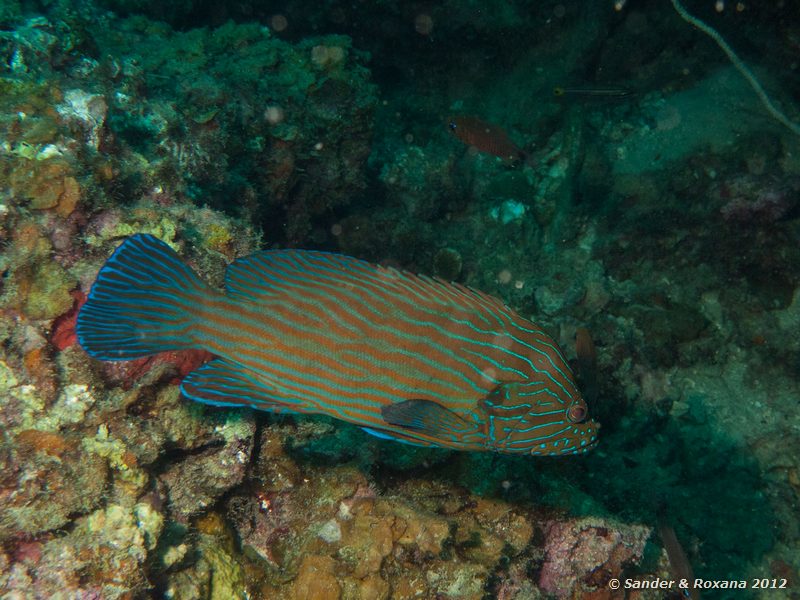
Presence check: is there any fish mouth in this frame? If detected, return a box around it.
[574,418,600,453]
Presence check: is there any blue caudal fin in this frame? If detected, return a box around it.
[76,234,207,361]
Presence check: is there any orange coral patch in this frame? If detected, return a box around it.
[50,290,87,351]
[10,159,82,216]
[16,429,71,458]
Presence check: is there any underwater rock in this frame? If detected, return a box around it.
[340,511,394,578]
[452,496,534,565]
[9,159,82,216]
[607,67,770,176]
[228,488,299,571]
[716,174,800,223]
[164,531,246,600]
[227,459,364,574]
[425,561,488,599]
[93,19,374,242]
[0,16,59,77]
[390,500,452,557]
[0,430,107,540]
[251,425,304,493]
[538,517,651,598]
[0,178,258,596]
[159,414,255,522]
[20,259,75,320]
[292,554,341,600]
[0,221,76,322]
[56,89,108,150]
[379,143,463,221]
[1,501,157,598]
[120,384,214,460]
[433,247,463,281]
[221,439,628,599]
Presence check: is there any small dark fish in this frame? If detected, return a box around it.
[658,520,701,600]
[447,116,525,162]
[575,327,598,404]
[553,86,633,98]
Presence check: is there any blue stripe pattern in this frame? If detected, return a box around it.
[77,234,599,455]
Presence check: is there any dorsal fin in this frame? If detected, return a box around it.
[224,250,372,300]
[224,249,510,315]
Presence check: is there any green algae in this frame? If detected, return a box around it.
[84,214,179,250]
[86,504,151,563]
[134,502,164,551]
[0,1,20,24]
[165,533,246,600]
[37,383,95,430]
[0,436,109,541]
[82,424,147,487]
[0,360,18,390]
[0,78,48,106]
[21,260,75,320]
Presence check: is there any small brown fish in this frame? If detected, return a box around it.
[447,116,525,162]
[658,520,701,600]
[575,327,598,404]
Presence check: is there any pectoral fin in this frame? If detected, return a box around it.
[381,399,472,437]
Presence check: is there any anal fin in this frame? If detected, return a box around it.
[181,358,298,414]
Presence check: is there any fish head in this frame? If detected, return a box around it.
[479,381,599,456]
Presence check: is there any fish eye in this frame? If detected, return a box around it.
[448,121,457,130]
[567,404,586,423]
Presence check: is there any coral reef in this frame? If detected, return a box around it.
[160,414,255,523]
[155,421,665,599]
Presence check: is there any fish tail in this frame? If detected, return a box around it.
[77,234,208,360]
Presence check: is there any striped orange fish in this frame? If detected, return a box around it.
[447,116,526,162]
[77,234,599,455]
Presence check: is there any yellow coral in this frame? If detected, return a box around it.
[82,424,147,489]
[8,158,81,215]
[87,214,180,252]
[204,222,234,257]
